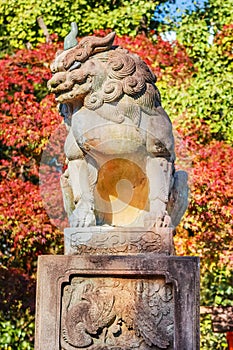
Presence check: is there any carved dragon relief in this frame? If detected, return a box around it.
[48,29,189,230]
[60,277,174,350]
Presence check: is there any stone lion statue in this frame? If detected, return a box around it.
[48,29,188,229]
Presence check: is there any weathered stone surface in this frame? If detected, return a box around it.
[64,225,174,256]
[35,255,200,350]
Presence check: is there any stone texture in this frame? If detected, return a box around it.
[35,255,200,350]
[64,225,174,256]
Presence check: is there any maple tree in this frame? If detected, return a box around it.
[0,41,64,347]
[171,118,233,260]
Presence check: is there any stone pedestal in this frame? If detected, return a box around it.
[35,253,199,349]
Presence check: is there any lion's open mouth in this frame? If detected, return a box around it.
[55,86,89,103]
[48,66,91,104]
[55,90,77,103]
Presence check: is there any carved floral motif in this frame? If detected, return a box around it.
[64,225,174,256]
[73,230,162,255]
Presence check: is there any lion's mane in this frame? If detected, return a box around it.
[49,44,161,116]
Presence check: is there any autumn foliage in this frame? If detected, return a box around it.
[175,125,233,267]
[214,24,233,57]
[0,42,65,337]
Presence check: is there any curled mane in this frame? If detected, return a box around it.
[49,33,162,115]
[84,47,161,112]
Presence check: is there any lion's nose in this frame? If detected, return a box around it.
[47,72,67,90]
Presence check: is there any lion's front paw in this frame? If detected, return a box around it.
[156,214,172,228]
[69,201,96,227]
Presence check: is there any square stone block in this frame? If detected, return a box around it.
[35,255,199,350]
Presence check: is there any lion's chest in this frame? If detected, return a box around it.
[71,109,145,156]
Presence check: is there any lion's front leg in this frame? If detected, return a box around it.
[62,128,97,227]
[144,156,174,228]
[60,166,75,218]
[67,158,97,227]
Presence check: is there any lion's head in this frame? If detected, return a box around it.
[48,32,161,114]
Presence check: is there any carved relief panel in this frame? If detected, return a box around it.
[60,276,174,350]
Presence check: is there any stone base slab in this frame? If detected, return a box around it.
[35,255,199,349]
